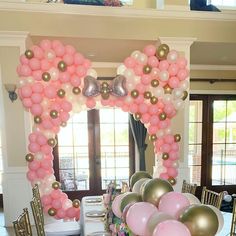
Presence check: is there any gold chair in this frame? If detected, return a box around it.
[32,184,44,225]
[201,186,224,209]
[230,198,236,236]
[181,180,197,195]
[13,208,32,236]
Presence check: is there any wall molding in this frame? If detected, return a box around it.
[191,64,236,71]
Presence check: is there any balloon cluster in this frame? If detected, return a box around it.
[111,172,223,236]
[17,40,189,220]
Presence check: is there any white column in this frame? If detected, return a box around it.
[0,31,34,226]
[154,37,196,191]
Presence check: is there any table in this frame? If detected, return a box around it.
[80,196,233,236]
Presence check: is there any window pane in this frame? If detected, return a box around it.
[226,123,236,143]
[115,109,129,123]
[188,145,202,165]
[115,124,129,145]
[74,124,89,146]
[189,123,202,144]
[227,101,236,119]
[189,101,202,122]
[213,101,226,122]
[100,124,114,145]
[213,123,226,143]
[59,124,73,146]
[189,166,201,186]
[100,109,114,123]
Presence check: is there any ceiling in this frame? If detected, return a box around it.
[32,36,236,66]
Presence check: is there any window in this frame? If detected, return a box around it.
[189,95,236,190]
[54,108,134,199]
[209,0,236,7]
[121,0,133,5]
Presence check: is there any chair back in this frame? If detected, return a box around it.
[181,180,197,195]
[230,198,236,236]
[201,186,224,209]
[32,184,44,225]
[13,208,32,236]
[30,197,46,236]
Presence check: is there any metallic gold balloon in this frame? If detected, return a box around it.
[130,171,152,189]
[42,72,51,82]
[57,61,67,72]
[61,122,67,127]
[131,90,139,98]
[151,79,159,87]
[34,116,42,124]
[144,91,152,99]
[73,199,80,208]
[168,177,176,185]
[25,49,34,59]
[174,134,181,142]
[159,112,167,120]
[156,44,170,60]
[120,193,142,212]
[142,178,173,206]
[25,153,34,162]
[48,208,57,216]
[162,152,169,160]
[149,134,157,141]
[179,205,219,236]
[101,84,111,100]
[134,113,142,121]
[101,81,109,88]
[47,138,57,147]
[57,89,66,98]
[50,110,58,119]
[143,65,152,74]
[182,91,188,101]
[72,87,81,95]
[150,96,158,104]
[52,181,61,190]
[164,85,173,94]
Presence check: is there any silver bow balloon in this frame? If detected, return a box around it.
[82,75,128,98]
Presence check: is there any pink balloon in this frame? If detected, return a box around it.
[168,64,179,76]
[111,194,127,218]
[67,65,76,74]
[164,134,174,144]
[32,46,44,59]
[36,168,47,179]
[28,160,41,171]
[52,199,62,209]
[160,143,171,153]
[171,143,179,151]
[54,44,65,57]
[129,103,138,114]
[29,58,41,70]
[143,44,156,57]
[148,125,158,135]
[21,86,32,98]
[22,98,33,108]
[141,113,151,124]
[28,142,41,153]
[163,159,173,168]
[30,104,43,116]
[41,145,52,155]
[169,151,179,161]
[29,133,37,143]
[32,70,43,81]
[86,98,96,109]
[135,95,144,104]
[41,194,52,205]
[76,65,87,77]
[66,207,77,218]
[74,53,85,65]
[148,56,159,67]
[61,101,72,112]
[139,103,148,114]
[41,119,53,130]
[36,134,47,146]
[159,60,169,71]
[177,57,187,69]
[51,189,62,199]
[167,167,178,178]
[153,220,191,236]
[41,59,51,71]
[150,115,159,126]
[57,209,66,219]
[20,55,29,64]
[126,202,158,236]
[134,64,143,76]
[160,173,169,180]
[41,159,53,170]
[59,72,70,83]
[141,75,151,85]
[70,75,81,87]
[164,103,175,116]
[20,64,32,77]
[135,83,146,94]
[159,192,190,218]
[124,57,136,68]
[63,54,74,65]
[40,39,52,51]
[31,93,43,104]
[65,45,76,55]
[168,76,180,88]
[27,171,37,181]
[149,105,159,115]
[178,69,189,81]
[83,59,91,69]
[44,85,57,99]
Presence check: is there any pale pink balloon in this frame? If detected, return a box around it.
[159,192,189,218]
[76,65,87,77]
[28,142,41,153]
[121,104,129,112]
[141,75,151,85]
[159,120,169,129]
[111,193,127,218]
[167,167,178,178]
[124,57,136,68]
[41,194,52,205]
[135,95,144,104]
[148,125,158,135]
[139,103,148,114]
[163,159,173,168]
[51,189,62,199]
[149,105,159,115]
[67,65,76,74]
[40,39,52,51]
[52,199,62,209]
[153,220,191,236]
[167,50,179,63]
[176,57,187,69]
[65,45,76,55]
[36,168,47,179]
[164,103,175,116]
[44,85,57,99]
[168,64,179,76]
[57,209,66,219]
[70,74,81,87]
[41,145,52,155]
[150,115,159,126]
[32,45,44,59]
[20,55,29,64]
[52,40,62,49]
[41,159,53,170]
[178,69,189,81]
[66,207,77,218]
[60,112,70,122]
[126,202,158,236]
[31,93,43,104]
[160,143,171,153]
[32,70,43,81]
[134,65,143,76]
[36,134,47,146]
[61,101,72,112]
[29,58,41,70]
[171,143,179,151]
[59,71,70,83]
[41,119,53,130]
[83,59,91,69]
[86,98,96,109]
[143,44,156,57]
[28,160,41,171]
[159,60,169,71]
[168,76,180,88]
[22,98,33,108]
[148,56,159,67]
[54,44,65,57]
[27,171,37,181]
[160,173,169,180]
[129,103,138,114]
[164,134,174,144]
[169,151,179,160]
[29,133,37,143]
[21,86,32,98]
[141,113,151,124]
[74,53,85,65]
[31,104,43,116]
[41,59,51,71]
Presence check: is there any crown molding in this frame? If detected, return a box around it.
[0,2,236,21]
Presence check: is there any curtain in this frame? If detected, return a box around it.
[129,114,147,171]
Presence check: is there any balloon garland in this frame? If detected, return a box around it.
[17,39,189,220]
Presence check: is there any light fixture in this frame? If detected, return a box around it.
[4,83,18,102]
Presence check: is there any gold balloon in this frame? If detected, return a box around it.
[52,181,61,190]
[134,113,141,121]
[25,153,34,162]
[120,193,142,212]
[142,178,173,206]
[174,134,181,142]
[156,44,169,60]
[131,90,139,98]
[72,87,81,95]
[34,116,42,124]
[48,208,57,216]
[162,152,169,160]
[182,91,188,101]
[149,134,157,141]
[130,171,152,189]
[143,65,152,74]
[25,49,34,59]
[101,81,109,88]
[144,91,152,99]
[101,87,110,100]
[151,79,159,87]
[150,96,158,105]
[179,205,219,236]
[57,61,67,72]
[159,112,167,120]
[73,199,80,208]
[57,89,66,98]
[42,72,51,82]
[168,177,176,185]
[47,138,57,147]
[50,110,58,119]
[61,122,67,127]
[164,85,173,94]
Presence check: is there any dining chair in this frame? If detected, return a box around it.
[13,208,33,236]
[181,180,197,195]
[201,186,224,209]
[31,185,81,236]
[230,198,236,236]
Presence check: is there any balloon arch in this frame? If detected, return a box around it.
[17,39,189,220]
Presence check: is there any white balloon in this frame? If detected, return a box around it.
[174,99,184,110]
[131,50,141,60]
[137,53,148,64]
[183,193,201,205]
[87,68,97,78]
[180,80,189,90]
[19,79,26,87]
[156,129,164,138]
[49,67,59,81]
[165,127,172,135]
[124,69,135,80]
[46,50,56,61]
[207,205,224,234]
[167,50,179,63]
[172,88,183,99]
[132,178,150,194]
[224,194,232,202]
[63,199,72,209]
[163,94,172,103]
[117,64,127,75]
[152,86,164,97]
[159,70,169,82]
[35,152,44,160]
[133,76,141,84]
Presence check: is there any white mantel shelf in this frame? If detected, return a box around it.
[0,2,236,21]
